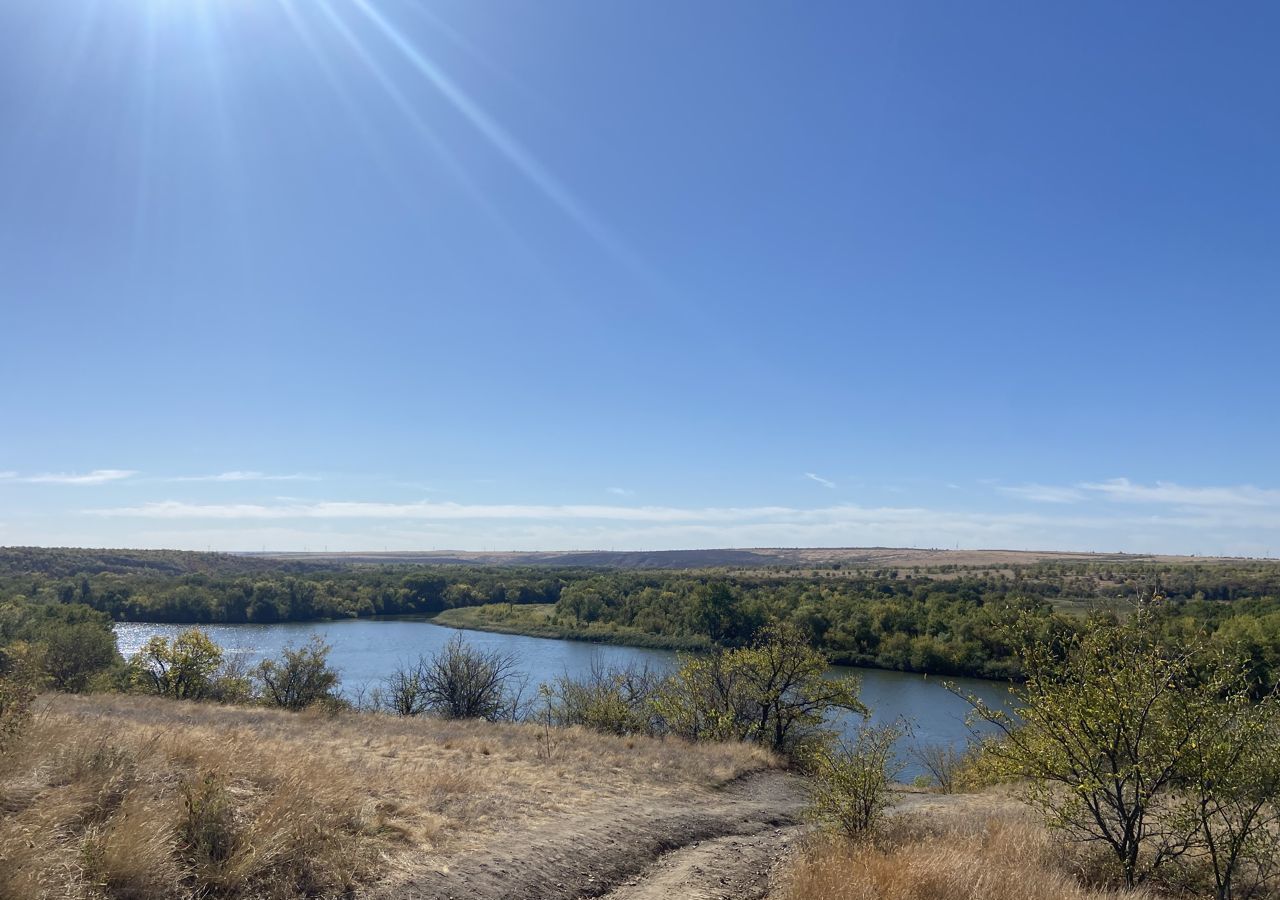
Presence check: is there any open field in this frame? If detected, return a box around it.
[1,694,779,899]
[256,546,1274,570]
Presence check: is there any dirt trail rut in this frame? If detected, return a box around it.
[376,771,806,900]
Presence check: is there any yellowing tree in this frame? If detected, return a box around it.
[130,628,223,701]
[655,623,864,755]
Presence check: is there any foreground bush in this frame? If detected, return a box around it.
[962,607,1280,896]
[655,623,864,755]
[379,633,524,721]
[545,659,664,735]
[256,636,341,710]
[805,721,906,837]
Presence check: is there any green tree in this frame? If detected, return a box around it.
[961,609,1279,889]
[41,620,118,692]
[130,628,223,701]
[655,622,864,754]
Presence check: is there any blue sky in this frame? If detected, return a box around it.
[2,0,1278,555]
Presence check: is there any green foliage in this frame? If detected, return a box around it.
[255,637,341,711]
[41,619,118,692]
[962,608,1280,893]
[129,628,223,700]
[0,599,121,692]
[805,721,907,837]
[544,660,663,735]
[654,623,864,754]
[8,548,1280,683]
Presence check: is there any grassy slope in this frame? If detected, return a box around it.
[432,603,714,652]
[0,694,774,900]
[783,792,1155,900]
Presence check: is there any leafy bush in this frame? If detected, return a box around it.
[129,628,223,700]
[654,623,864,754]
[806,721,907,837]
[255,636,341,711]
[545,659,664,735]
[40,619,119,692]
[961,608,1280,894]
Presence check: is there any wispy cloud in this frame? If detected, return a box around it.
[171,471,319,483]
[88,500,803,523]
[5,469,137,485]
[993,477,1280,510]
[1078,478,1280,508]
[998,483,1085,504]
[606,487,635,497]
[805,472,837,489]
[53,490,1280,556]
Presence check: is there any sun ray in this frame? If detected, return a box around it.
[345,0,655,283]
[312,0,548,266]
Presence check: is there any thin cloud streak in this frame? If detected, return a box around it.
[82,497,1280,534]
[805,472,837,489]
[998,483,1085,504]
[6,469,137,485]
[1079,478,1280,508]
[993,477,1280,510]
[88,500,804,523]
[171,471,319,483]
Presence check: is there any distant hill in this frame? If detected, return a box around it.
[255,546,1257,570]
[0,546,328,579]
[3,544,1269,579]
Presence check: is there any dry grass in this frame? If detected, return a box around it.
[782,797,1157,900]
[0,694,775,899]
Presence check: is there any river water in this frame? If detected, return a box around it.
[114,617,1013,780]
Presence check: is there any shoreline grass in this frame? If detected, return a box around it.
[430,603,714,653]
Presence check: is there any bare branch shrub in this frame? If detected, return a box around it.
[420,633,523,721]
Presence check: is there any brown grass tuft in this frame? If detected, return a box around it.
[783,802,1157,900]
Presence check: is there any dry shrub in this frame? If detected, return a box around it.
[784,806,1158,900]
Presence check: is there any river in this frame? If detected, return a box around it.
[114,617,1013,780]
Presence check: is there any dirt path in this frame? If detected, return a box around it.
[372,771,807,900]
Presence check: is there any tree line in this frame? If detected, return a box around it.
[4,548,1280,684]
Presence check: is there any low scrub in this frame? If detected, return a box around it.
[785,806,1154,900]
